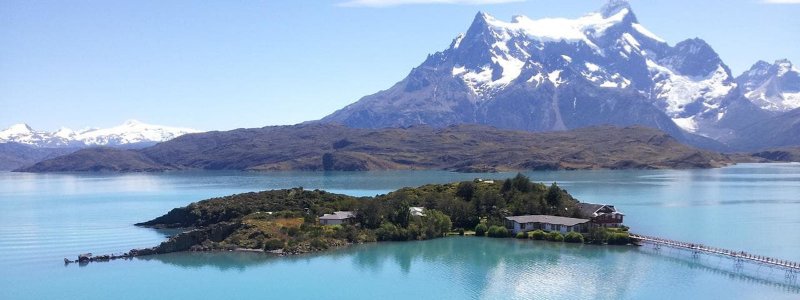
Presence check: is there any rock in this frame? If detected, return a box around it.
[78,253,92,263]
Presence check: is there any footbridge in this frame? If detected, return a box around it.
[630,233,800,282]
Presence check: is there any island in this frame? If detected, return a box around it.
[67,174,633,263]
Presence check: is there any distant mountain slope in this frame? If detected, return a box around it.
[0,143,78,170]
[0,120,200,148]
[18,124,734,173]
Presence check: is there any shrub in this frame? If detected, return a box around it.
[529,230,545,240]
[263,239,284,251]
[515,232,528,239]
[309,238,329,250]
[474,224,488,237]
[607,232,631,245]
[564,231,584,243]
[546,231,564,242]
[457,228,465,236]
[487,225,509,238]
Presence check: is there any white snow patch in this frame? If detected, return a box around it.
[585,62,601,72]
[452,66,466,76]
[561,55,572,63]
[482,8,631,50]
[548,70,564,87]
[647,59,734,117]
[527,72,544,85]
[672,116,699,133]
[631,23,665,43]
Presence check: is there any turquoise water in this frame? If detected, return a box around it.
[1,164,799,299]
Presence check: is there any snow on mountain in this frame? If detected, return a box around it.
[737,59,800,112]
[321,0,787,150]
[0,120,200,148]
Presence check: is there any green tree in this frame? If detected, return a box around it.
[545,182,563,208]
[357,200,382,229]
[512,173,533,193]
[455,181,477,201]
[388,199,411,228]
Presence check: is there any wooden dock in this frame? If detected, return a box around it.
[630,233,800,276]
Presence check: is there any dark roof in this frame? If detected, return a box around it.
[319,211,355,220]
[577,203,606,218]
[505,215,589,227]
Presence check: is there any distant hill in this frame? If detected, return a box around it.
[17,124,734,173]
[0,143,78,171]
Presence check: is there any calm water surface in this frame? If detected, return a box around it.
[1,163,799,299]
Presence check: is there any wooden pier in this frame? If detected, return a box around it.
[630,233,800,279]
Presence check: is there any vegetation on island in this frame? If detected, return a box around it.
[133,174,611,256]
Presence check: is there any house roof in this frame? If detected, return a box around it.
[320,211,355,220]
[577,203,606,218]
[409,207,425,216]
[577,203,624,218]
[505,215,589,227]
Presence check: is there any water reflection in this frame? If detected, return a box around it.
[140,237,799,298]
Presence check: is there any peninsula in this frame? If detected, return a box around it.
[71,174,632,263]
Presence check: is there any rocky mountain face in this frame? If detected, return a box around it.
[736,59,800,112]
[319,0,795,151]
[0,120,200,148]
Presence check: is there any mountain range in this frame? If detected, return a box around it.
[320,0,800,152]
[0,120,199,170]
[0,119,199,148]
[16,124,735,173]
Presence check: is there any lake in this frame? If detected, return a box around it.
[1,164,799,299]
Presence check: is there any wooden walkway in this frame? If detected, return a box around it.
[630,233,800,273]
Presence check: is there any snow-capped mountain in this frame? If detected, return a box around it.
[736,59,800,112]
[0,120,200,148]
[320,0,778,150]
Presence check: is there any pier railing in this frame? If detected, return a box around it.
[630,233,800,275]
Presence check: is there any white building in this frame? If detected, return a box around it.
[319,211,355,225]
[504,215,590,234]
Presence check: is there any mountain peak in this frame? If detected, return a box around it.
[600,0,632,18]
[123,119,143,126]
[6,123,33,133]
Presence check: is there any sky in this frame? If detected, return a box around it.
[1,0,798,131]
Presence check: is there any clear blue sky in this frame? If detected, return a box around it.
[2,0,798,131]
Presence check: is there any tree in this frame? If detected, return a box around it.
[388,199,411,228]
[512,173,533,193]
[546,182,563,208]
[455,181,477,201]
[357,200,382,229]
